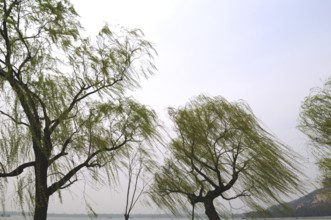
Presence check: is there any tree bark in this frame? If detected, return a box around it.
[191,203,195,220]
[33,153,49,220]
[204,199,220,220]
[124,213,129,220]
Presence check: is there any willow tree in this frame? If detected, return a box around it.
[150,95,302,220]
[299,78,331,187]
[0,0,159,219]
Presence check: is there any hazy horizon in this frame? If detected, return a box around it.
[2,0,331,215]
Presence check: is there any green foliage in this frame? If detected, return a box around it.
[299,78,331,149]
[319,158,331,187]
[151,95,302,216]
[299,78,331,186]
[0,0,159,217]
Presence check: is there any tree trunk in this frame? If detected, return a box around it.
[204,199,220,220]
[124,213,129,220]
[191,203,195,220]
[34,155,49,220]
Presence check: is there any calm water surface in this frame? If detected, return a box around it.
[1,217,331,220]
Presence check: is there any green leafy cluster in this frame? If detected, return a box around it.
[299,78,331,187]
[299,79,331,149]
[0,0,159,215]
[151,95,302,215]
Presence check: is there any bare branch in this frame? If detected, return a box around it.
[220,189,250,201]
[0,110,29,126]
[60,178,78,190]
[48,131,78,166]
[0,161,35,177]
[47,137,129,196]
[187,142,219,189]
[50,76,124,135]
[125,153,147,216]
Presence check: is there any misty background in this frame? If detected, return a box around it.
[4,0,331,215]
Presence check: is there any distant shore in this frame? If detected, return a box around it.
[1,211,191,219]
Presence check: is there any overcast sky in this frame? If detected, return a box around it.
[44,0,331,214]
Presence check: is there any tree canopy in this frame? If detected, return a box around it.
[299,78,331,187]
[0,0,159,219]
[150,95,303,220]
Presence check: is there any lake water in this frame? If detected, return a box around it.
[1,216,331,220]
[0,217,197,220]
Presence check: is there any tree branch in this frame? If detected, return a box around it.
[60,178,78,190]
[47,137,129,196]
[48,131,77,166]
[127,156,145,215]
[50,76,124,135]
[0,110,29,126]
[187,142,219,189]
[0,161,35,177]
[220,189,250,201]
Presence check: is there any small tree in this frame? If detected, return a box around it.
[299,78,331,187]
[123,147,154,220]
[0,0,159,219]
[150,95,302,220]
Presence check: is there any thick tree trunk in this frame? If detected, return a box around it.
[34,155,49,220]
[204,199,220,220]
[34,197,49,220]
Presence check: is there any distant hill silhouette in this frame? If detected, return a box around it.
[245,187,331,218]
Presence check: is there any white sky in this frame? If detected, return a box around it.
[42,0,331,215]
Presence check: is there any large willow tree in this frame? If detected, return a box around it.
[299,78,331,187]
[0,0,159,219]
[150,95,302,220]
